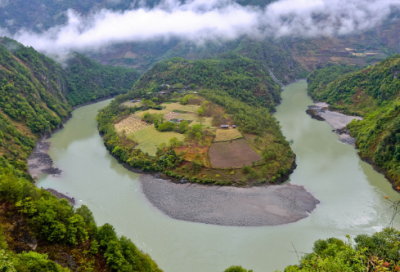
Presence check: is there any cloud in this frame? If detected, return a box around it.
[10,0,400,55]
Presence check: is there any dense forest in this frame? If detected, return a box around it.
[307,55,400,188]
[133,53,281,110]
[0,38,161,271]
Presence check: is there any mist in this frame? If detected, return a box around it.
[7,0,400,55]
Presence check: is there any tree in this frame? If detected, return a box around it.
[224,266,252,272]
[179,121,189,134]
[169,137,180,147]
[157,121,175,131]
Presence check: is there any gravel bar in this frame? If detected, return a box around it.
[140,174,320,227]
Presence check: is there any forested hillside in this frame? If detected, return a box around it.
[307,55,400,188]
[133,53,281,110]
[0,38,161,271]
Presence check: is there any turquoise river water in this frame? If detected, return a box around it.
[37,81,400,272]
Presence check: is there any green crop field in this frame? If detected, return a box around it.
[130,126,185,156]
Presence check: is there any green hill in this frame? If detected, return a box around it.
[308,55,400,187]
[0,38,161,271]
[97,54,295,187]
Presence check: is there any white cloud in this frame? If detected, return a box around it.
[10,0,400,55]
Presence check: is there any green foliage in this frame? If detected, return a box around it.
[283,228,400,272]
[179,120,189,134]
[308,64,361,99]
[64,53,139,106]
[157,121,175,131]
[309,56,400,186]
[134,53,281,111]
[224,266,253,272]
[0,161,162,272]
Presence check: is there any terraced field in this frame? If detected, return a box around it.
[114,115,150,134]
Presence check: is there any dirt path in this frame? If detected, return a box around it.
[140,174,319,227]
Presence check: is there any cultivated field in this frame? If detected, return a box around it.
[131,126,185,156]
[209,139,261,168]
[114,115,150,134]
[214,128,243,142]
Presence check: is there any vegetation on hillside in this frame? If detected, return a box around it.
[284,227,400,271]
[133,53,281,111]
[307,55,400,187]
[0,38,160,271]
[0,159,162,271]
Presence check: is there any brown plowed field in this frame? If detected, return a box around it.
[209,139,261,168]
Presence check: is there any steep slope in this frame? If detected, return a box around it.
[0,38,160,271]
[308,55,400,188]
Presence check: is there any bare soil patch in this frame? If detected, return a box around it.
[209,139,261,168]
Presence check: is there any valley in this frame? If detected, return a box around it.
[33,80,400,272]
[1,1,400,271]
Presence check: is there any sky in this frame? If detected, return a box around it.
[3,0,400,55]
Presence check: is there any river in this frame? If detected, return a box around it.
[37,81,400,272]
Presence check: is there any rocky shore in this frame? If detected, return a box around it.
[306,102,362,146]
[27,137,61,179]
[46,188,76,206]
[140,174,320,227]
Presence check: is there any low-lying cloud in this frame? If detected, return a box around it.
[7,0,400,55]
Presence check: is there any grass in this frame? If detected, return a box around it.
[191,117,214,128]
[214,129,243,142]
[135,103,200,118]
[129,126,185,156]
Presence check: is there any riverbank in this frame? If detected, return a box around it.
[306,102,363,146]
[140,174,320,227]
[27,137,61,179]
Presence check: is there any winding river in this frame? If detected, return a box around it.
[37,81,400,272]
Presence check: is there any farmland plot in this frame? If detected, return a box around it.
[114,115,150,134]
[209,139,261,168]
[131,126,185,156]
